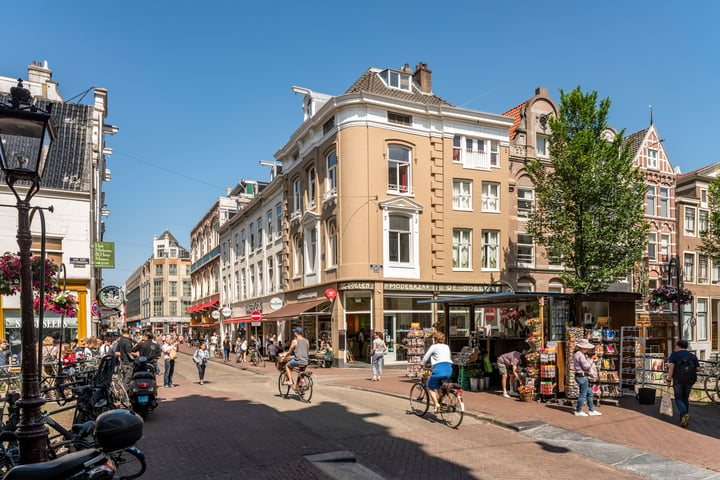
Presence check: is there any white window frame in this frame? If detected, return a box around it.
[293,178,302,214]
[536,135,547,157]
[697,298,708,341]
[452,179,472,211]
[699,209,709,234]
[517,233,534,266]
[257,218,263,250]
[647,148,658,169]
[647,232,657,261]
[684,252,695,283]
[266,210,273,243]
[482,182,500,212]
[698,255,708,283]
[517,187,534,220]
[659,188,669,217]
[646,186,656,216]
[307,168,317,210]
[292,235,302,278]
[713,260,720,284]
[267,257,274,293]
[326,218,338,268]
[387,144,412,194]
[685,206,696,235]
[452,229,472,271]
[379,69,412,92]
[382,207,420,279]
[249,265,255,298]
[326,150,337,199]
[240,230,246,257]
[276,204,283,238]
[481,230,500,271]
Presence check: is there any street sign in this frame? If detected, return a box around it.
[211,310,220,320]
[269,297,282,310]
[251,310,261,322]
[485,308,496,322]
[91,301,100,317]
[251,322,261,327]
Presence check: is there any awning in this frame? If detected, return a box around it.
[190,322,218,328]
[224,316,253,324]
[264,299,329,320]
[420,292,572,309]
[186,300,219,313]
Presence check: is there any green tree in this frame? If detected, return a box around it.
[525,87,648,292]
[699,176,720,259]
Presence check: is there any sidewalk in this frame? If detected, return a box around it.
[179,345,720,474]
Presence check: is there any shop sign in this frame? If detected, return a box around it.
[93,242,115,269]
[251,322,261,327]
[97,285,124,308]
[324,288,337,300]
[297,291,318,300]
[269,297,283,310]
[244,302,263,314]
[339,281,373,290]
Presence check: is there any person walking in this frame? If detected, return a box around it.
[222,336,231,362]
[666,339,700,427]
[193,343,210,385]
[573,339,601,416]
[235,336,243,363]
[0,339,12,375]
[370,331,387,381]
[162,336,178,388]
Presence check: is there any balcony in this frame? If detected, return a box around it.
[323,188,337,205]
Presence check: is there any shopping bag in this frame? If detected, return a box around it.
[659,390,673,416]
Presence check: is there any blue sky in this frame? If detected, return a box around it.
[3,1,719,287]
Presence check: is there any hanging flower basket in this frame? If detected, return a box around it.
[34,291,78,317]
[647,285,693,308]
[0,252,59,296]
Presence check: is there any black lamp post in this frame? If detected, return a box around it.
[667,257,683,340]
[0,79,55,464]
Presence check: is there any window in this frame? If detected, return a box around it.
[293,178,302,213]
[647,148,658,169]
[257,261,264,295]
[699,209,709,234]
[685,207,696,235]
[276,204,282,236]
[169,264,177,276]
[257,218,263,248]
[452,179,472,210]
[452,136,461,162]
[536,135,547,157]
[388,111,412,126]
[153,300,163,317]
[452,229,472,270]
[697,298,708,341]
[267,257,274,293]
[169,301,177,317]
[646,186,656,216]
[453,135,500,169]
[266,210,273,242]
[169,281,177,297]
[659,188,669,217]
[547,247,562,267]
[322,116,335,135]
[249,223,256,250]
[482,182,500,212]
[517,187,534,219]
[713,261,720,284]
[517,233,534,265]
[699,255,708,283]
[660,234,670,261]
[684,253,695,282]
[155,264,163,276]
[241,269,247,300]
[234,272,239,299]
[701,188,708,207]
[387,144,411,194]
[647,232,657,261]
[490,141,500,167]
[156,246,165,258]
[240,230,246,256]
[327,219,338,267]
[276,253,283,289]
[326,151,337,193]
[548,281,564,293]
[481,230,500,270]
[234,234,239,257]
[388,214,411,264]
[249,266,255,297]
[183,280,191,297]
[153,279,162,297]
[682,302,693,341]
[305,227,317,274]
[293,235,302,277]
[307,168,316,209]
[379,69,412,92]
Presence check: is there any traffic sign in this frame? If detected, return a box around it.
[485,308,496,322]
[251,310,262,322]
[324,288,337,300]
[91,301,100,317]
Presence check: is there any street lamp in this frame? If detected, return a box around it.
[667,257,683,340]
[0,79,56,464]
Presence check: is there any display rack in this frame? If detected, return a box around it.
[619,326,644,396]
[405,328,426,377]
[594,328,621,404]
[539,346,558,402]
[564,327,584,399]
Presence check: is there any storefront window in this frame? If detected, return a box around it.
[4,310,79,357]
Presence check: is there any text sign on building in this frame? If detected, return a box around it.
[94,242,115,269]
[70,257,90,266]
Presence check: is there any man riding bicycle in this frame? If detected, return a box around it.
[421,332,453,413]
[284,327,309,390]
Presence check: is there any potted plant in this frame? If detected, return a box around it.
[467,368,484,391]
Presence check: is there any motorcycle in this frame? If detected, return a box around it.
[3,409,146,480]
[128,356,158,419]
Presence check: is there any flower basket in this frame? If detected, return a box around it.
[518,385,535,402]
[647,285,693,308]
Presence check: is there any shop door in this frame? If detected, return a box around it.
[346,313,371,362]
[383,315,397,362]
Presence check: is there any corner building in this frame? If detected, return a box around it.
[274,63,513,364]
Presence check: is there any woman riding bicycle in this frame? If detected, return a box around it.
[421,332,453,413]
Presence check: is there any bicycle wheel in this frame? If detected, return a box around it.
[111,447,147,480]
[257,354,266,368]
[439,391,464,429]
[297,374,313,403]
[705,374,720,403]
[278,372,291,398]
[409,383,429,416]
[110,375,130,408]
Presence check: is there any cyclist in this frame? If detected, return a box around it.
[284,327,309,390]
[421,332,453,413]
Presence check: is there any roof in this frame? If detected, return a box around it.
[622,128,649,159]
[344,69,454,107]
[502,101,527,140]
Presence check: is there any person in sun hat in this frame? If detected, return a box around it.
[573,339,601,416]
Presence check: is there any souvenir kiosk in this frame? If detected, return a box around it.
[427,291,642,402]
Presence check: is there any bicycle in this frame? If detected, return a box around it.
[700,359,719,403]
[249,347,266,368]
[276,360,313,403]
[110,372,131,408]
[409,369,465,428]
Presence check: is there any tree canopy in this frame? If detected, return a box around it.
[699,175,720,260]
[525,86,648,292]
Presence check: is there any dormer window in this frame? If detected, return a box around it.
[379,69,412,92]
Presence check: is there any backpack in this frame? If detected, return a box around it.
[674,354,697,385]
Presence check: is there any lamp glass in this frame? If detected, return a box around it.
[0,109,54,180]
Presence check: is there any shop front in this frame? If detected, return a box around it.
[264,294,331,351]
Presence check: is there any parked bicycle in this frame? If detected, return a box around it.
[276,359,313,402]
[700,359,719,403]
[409,369,464,428]
[249,347,266,368]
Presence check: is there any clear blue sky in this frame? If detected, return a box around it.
[3,1,719,287]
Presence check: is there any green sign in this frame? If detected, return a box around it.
[94,242,115,269]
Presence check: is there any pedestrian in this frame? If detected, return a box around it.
[666,339,700,427]
[0,339,11,375]
[193,343,210,385]
[240,337,248,363]
[235,336,243,363]
[222,336,231,362]
[162,336,178,388]
[61,346,77,375]
[370,331,387,381]
[573,339,602,416]
[41,336,58,376]
[267,341,278,363]
[497,350,525,398]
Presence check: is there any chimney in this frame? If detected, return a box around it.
[413,62,432,94]
[535,87,549,97]
[28,60,52,84]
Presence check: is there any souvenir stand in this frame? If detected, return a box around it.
[404,326,428,378]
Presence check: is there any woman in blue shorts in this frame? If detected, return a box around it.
[421,332,453,413]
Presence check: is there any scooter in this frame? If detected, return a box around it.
[128,356,158,419]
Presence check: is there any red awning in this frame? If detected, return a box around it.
[264,299,329,320]
[224,316,252,324]
[186,300,219,313]
[190,322,218,328]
